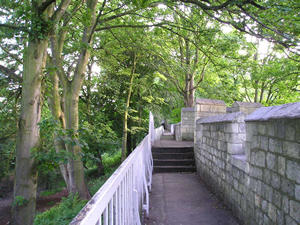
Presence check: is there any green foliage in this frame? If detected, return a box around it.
[34,194,87,225]
[102,150,122,172]
[39,187,64,197]
[169,108,181,124]
[12,196,29,207]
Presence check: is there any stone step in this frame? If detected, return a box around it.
[153,166,196,173]
[154,159,195,166]
[160,135,175,140]
[152,152,194,160]
[152,147,193,154]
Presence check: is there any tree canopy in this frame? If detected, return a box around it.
[0,0,299,224]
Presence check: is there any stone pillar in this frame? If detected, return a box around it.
[181,107,195,141]
[231,101,262,114]
[194,98,227,141]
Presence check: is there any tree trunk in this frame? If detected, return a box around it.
[12,38,48,225]
[126,120,132,157]
[121,53,137,161]
[48,71,71,192]
[64,85,90,199]
[96,152,105,176]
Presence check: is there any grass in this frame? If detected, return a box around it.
[34,150,122,225]
[39,187,64,197]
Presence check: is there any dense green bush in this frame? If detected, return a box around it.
[34,194,87,225]
[34,150,122,224]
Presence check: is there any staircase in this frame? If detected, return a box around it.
[152,133,196,173]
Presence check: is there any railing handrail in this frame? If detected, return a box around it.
[70,112,163,225]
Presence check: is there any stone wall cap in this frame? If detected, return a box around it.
[245,102,300,121]
[197,112,245,124]
[182,107,194,112]
[195,98,226,106]
[232,101,263,108]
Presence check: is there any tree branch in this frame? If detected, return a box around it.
[95,23,166,31]
[0,23,29,32]
[0,65,22,82]
[38,0,56,14]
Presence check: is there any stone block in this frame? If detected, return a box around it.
[261,199,268,213]
[266,153,277,171]
[271,172,280,190]
[251,150,266,167]
[295,185,300,201]
[269,138,282,154]
[258,124,267,135]
[267,203,277,222]
[254,194,261,207]
[290,200,300,223]
[285,215,298,225]
[263,169,271,184]
[275,120,286,139]
[282,195,289,214]
[239,123,245,132]
[285,123,296,141]
[250,166,263,179]
[286,160,300,184]
[200,104,211,112]
[278,156,286,176]
[260,136,269,150]
[267,123,275,137]
[276,209,284,225]
[227,143,244,155]
[250,135,260,149]
[281,177,295,197]
[283,141,300,159]
[225,123,239,133]
[263,214,270,225]
[272,189,281,208]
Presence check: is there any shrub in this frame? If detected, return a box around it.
[34,194,87,225]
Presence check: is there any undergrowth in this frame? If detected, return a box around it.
[33,150,122,225]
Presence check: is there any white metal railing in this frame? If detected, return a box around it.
[70,112,163,225]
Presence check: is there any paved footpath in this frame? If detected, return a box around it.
[144,173,240,225]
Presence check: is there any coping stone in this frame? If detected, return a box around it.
[182,107,195,112]
[232,101,263,108]
[197,112,245,124]
[245,102,300,121]
[195,98,226,106]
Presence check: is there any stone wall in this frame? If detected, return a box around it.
[181,107,195,141]
[174,122,182,141]
[194,102,300,225]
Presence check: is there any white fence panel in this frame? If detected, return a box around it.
[70,113,163,225]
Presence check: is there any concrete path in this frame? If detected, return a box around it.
[144,173,240,225]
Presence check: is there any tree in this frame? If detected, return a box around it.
[0,1,71,224]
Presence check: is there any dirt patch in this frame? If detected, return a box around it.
[0,189,68,225]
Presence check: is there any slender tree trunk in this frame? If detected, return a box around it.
[96,152,104,176]
[12,38,48,225]
[48,71,71,192]
[126,120,132,157]
[121,53,137,161]
[64,85,90,199]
